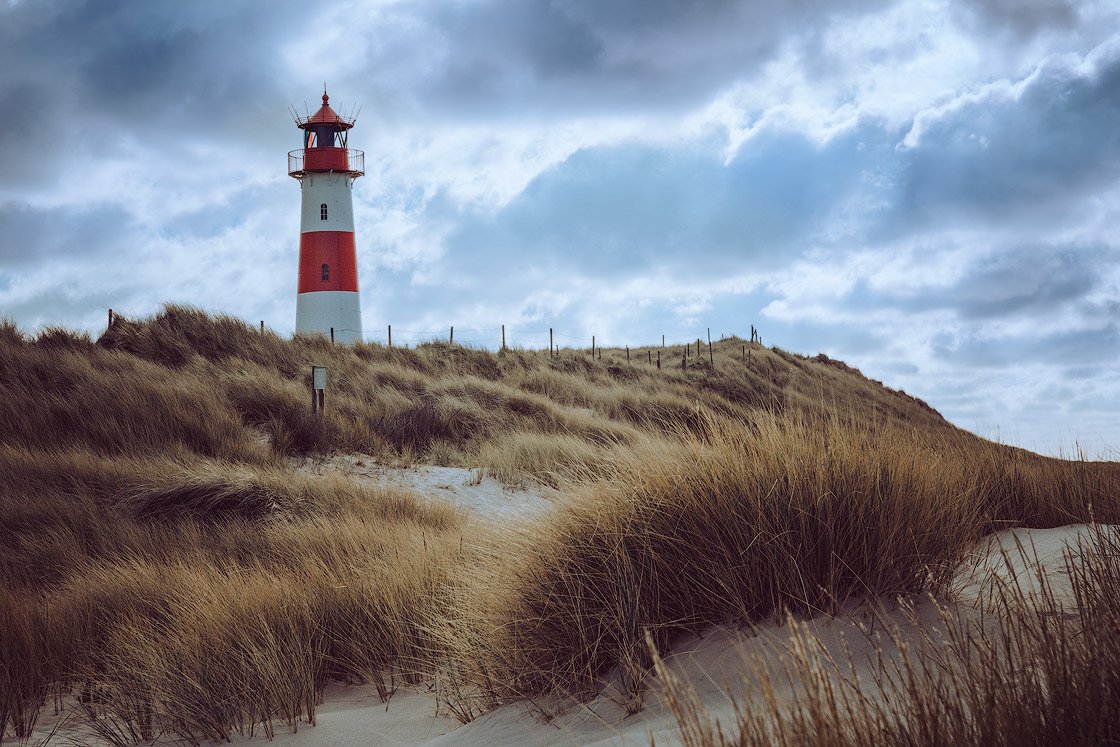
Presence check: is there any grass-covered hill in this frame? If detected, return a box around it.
[2,305,1118,743]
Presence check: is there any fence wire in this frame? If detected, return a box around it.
[272,319,755,352]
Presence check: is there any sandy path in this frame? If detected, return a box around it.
[294,455,558,519]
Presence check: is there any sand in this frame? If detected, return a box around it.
[294,454,557,520]
[234,686,458,747]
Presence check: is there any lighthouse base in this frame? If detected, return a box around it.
[296,291,363,345]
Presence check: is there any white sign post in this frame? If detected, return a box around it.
[311,366,327,414]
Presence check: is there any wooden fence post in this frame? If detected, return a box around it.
[626,346,630,363]
[549,328,554,358]
[592,335,595,358]
[330,327,335,344]
[450,325,454,345]
[108,308,114,329]
[260,320,264,334]
[388,324,392,347]
[656,350,661,369]
[708,328,714,366]
[501,324,506,351]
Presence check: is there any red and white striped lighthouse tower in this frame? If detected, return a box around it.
[289,90,364,344]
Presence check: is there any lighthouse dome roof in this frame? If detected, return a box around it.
[298,91,355,131]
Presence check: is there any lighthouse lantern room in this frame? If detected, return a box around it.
[289,90,364,344]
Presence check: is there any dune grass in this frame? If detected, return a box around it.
[656,524,1120,747]
[434,413,1120,717]
[0,443,462,742]
[1,306,1118,742]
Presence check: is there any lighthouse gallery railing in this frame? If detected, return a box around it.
[288,148,365,178]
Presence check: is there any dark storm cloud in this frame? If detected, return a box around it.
[160,181,290,241]
[1065,364,1108,381]
[950,247,1104,320]
[355,0,894,117]
[894,44,1120,231]
[429,124,889,285]
[934,324,1120,368]
[0,81,56,187]
[0,0,298,113]
[0,203,131,268]
[841,245,1108,322]
[0,0,304,193]
[956,0,1080,37]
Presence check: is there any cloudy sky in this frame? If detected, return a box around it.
[2,0,1118,456]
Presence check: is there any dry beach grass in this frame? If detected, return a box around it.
[1,306,1118,744]
[655,524,1120,746]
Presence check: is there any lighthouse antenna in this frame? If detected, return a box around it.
[352,104,362,125]
[287,104,302,127]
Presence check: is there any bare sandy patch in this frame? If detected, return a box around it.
[293,454,558,519]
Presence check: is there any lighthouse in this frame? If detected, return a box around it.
[289,90,364,344]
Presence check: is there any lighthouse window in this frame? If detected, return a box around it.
[320,203,328,220]
[321,263,330,281]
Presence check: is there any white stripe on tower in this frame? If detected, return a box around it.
[300,173,354,233]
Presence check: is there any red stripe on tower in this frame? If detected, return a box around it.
[297,232,359,293]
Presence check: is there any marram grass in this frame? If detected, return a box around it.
[0,306,1116,742]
